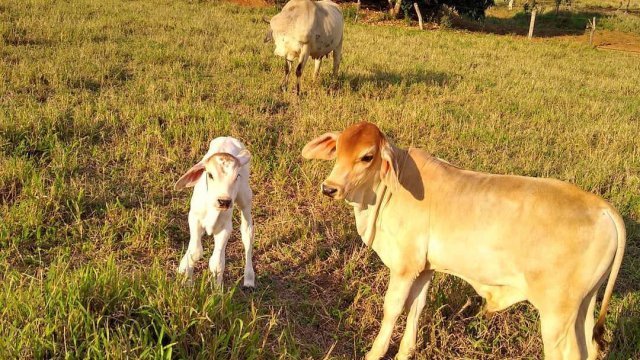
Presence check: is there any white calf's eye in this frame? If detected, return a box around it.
[208,173,214,180]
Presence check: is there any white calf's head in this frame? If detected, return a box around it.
[175,150,251,211]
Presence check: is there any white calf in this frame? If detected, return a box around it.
[175,137,255,288]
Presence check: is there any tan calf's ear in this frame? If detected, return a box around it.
[301,132,340,160]
[380,138,400,191]
[175,162,205,190]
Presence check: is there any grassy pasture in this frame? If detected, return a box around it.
[1,0,639,358]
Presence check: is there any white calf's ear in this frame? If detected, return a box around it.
[236,149,251,167]
[380,138,400,191]
[175,162,205,190]
[301,132,340,160]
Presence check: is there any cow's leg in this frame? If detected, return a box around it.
[580,290,599,360]
[239,203,255,288]
[365,272,415,360]
[209,223,232,287]
[332,39,342,77]
[313,58,322,80]
[397,270,434,360]
[539,306,582,360]
[295,45,310,95]
[281,59,292,92]
[177,213,204,281]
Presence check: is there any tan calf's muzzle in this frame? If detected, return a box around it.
[321,183,338,198]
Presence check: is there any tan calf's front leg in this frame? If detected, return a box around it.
[365,272,416,360]
[397,270,434,360]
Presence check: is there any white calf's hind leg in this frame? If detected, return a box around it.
[209,224,232,287]
[239,204,255,288]
[397,270,434,360]
[178,213,204,280]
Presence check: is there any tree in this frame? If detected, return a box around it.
[392,0,495,20]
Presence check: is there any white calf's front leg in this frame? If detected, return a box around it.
[209,223,231,287]
[240,204,255,288]
[178,213,204,280]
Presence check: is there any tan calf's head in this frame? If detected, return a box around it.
[175,151,250,210]
[302,122,398,200]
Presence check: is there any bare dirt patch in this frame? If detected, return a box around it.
[593,30,640,53]
[227,0,269,7]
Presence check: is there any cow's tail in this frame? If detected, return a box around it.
[593,208,626,349]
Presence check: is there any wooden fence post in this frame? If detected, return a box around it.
[588,17,596,46]
[414,3,424,30]
[528,7,537,39]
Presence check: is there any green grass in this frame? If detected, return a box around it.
[1,0,639,358]
[600,11,640,34]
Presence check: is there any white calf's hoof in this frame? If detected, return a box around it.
[178,257,191,275]
[243,270,255,288]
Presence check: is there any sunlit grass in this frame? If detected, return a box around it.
[1,0,639,358]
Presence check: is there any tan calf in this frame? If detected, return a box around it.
[302,122,625,360]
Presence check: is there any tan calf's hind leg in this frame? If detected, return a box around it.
[539,306,582,360]
[581,291,599,360]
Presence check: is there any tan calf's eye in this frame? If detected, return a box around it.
[361,154,374,163]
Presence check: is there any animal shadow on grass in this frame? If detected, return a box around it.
[342,69,458,92]
[251,216,367,357]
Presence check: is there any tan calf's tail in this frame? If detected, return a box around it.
[593,209,626,348]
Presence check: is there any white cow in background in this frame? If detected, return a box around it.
[175,137,255,288]
[264,0,344,94]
